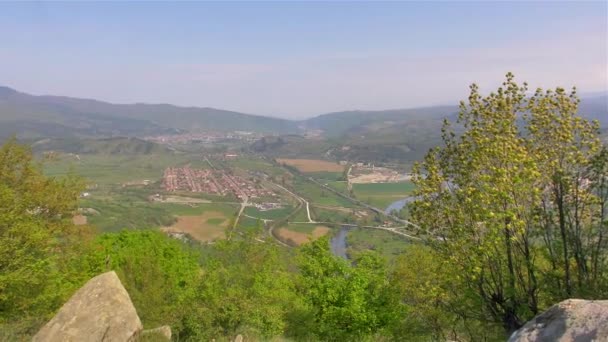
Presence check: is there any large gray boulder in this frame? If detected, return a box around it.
[509,299,608,342]
[33,271,143,342]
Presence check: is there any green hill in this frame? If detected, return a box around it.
[0,86,297,139]
[30,137,170,155]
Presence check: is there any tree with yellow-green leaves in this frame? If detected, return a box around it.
[410,73,607,335]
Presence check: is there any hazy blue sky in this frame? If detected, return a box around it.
[1,1,606,118]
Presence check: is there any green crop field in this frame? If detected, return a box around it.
[292,178,355,208]
[43,152,196,185]
[352,181,415,209]
[224,156,285,176]
[326,181,348,193]
[244,205,294,220]
[284,222,317,233]
[305,171,343,181]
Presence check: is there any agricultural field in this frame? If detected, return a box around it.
[80,198,176,232]
[305,171,344,181]
[81,192,238,233]
[325,181,349,193]
[223,155,286,176]
[276,158,344,173]
[243,205,294,220]
[162,210,230,242]
[352,181,416,209]
[312,205,374,224]
[43,152,197,185]
[237,216,264,231]
[276,223,331,246]
[346,228,412,261]
[292,177,355,208]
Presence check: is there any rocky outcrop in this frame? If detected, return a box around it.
[509,299,608,342]
[33,271,143,342]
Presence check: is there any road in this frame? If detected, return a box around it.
[272,182,314,223]
[307,176,421,231]
[289,221,421,240]
[232,196,248,230]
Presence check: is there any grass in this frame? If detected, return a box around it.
[80,188,238,232]
[289,208,310,222]
[310,207,358,224]
[225,156,285,176]
[306,171,344,181]
[206,217,226,225]
[326,181,349,193]
[243,205,294,220]
[346,228,411,261]
[352,181,416,209]
[80,198,175,232]
[292,177,355,208]
[284,222,317,233]
[43,152,197,185]
[237,216,263,230]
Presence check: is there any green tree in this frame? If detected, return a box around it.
[410,73,608,334]
[85,230,200,333]
[292,237,403,340]
[526,87,603,297]
[0,139,86,330]
[184,237,298,340]
[391,244,503,341]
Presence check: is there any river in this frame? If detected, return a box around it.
[330,226,350,260]
[384,196,418,215]
[330,196,417,260]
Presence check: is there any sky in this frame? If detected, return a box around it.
[0,1,606,118]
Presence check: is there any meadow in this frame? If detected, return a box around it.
[243,205,294,220]
[292,177,355,208]
[346,228,412,261]
[352,181,416,209]
[43,152,199,185]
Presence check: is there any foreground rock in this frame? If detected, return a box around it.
[33,271,143,342]
[509,299,608,342]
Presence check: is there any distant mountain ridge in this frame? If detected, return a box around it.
[0,86,606,141]
[0,86,297,138]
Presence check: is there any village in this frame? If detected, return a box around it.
[162,166,277,200]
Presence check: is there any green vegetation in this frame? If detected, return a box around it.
[292,177,354,207]
[352,181,415,208]
[0,139,91,336]
[43,152,193,185]
[224,155,286,176]
[303,171,343,180]
[283,222,317,233]
[346,228,410,261]
[243,205,293,220]
[81,198,176,232]
[294,237,404,340]
[410,74,608,337]
[325,180,348,193]
[87,230,201,330]
[3,75,607,341]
